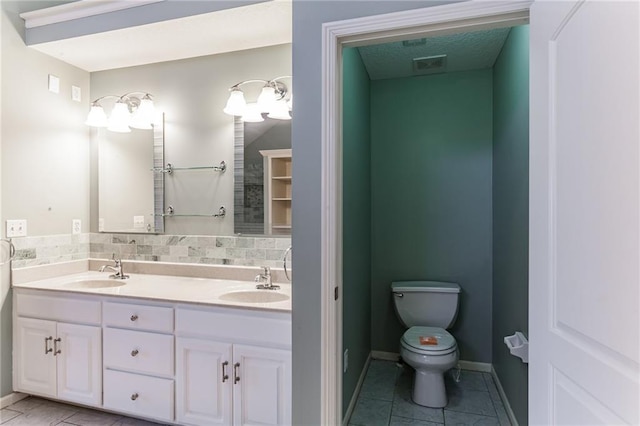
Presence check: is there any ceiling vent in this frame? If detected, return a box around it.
[412,54,447,75]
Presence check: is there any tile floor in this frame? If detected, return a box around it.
[0,396,165,425]
[348,360,511,426]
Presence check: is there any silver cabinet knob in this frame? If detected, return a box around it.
[130,314,138,322]
[131,349,139,357]
[131,393,139,401]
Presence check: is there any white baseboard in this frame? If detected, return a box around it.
[491,366,519,426]
[458,360,492,372]
[371,351,400,362]
[343,354,371,426]
[0,392,28,409]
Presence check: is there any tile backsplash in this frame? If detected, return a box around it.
[11,233,291,269]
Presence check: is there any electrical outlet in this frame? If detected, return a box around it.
[72,219,81,235]
[98,218,105,232]
[133,216,145,228]
[343,349,349,373]
[6,219,27,237]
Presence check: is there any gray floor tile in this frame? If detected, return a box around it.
[491,398,512,426]
[1,409,22,424]
[359,371,397,401]
[446,371,488,392]
[368,359,401,378]
[110,418,166,426]
[392,385,445,424]
[446,387,497,417]
[350,397,393,426]
[389,415,442,426]
[2,403,76,425]
[63,409,123,426]
[444,410,500,425]
[482,373,502,403]
[4,398,48,414]
[395,365,413,390]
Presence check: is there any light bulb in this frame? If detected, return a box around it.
[108,101,131,133]
[241,103,264,123]
[223,89,247,116]
[85,103,108,127]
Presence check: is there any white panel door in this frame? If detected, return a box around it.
[56,323,102,406]
[530,1,640,424]
[176,337,233,426]
[233,345,291,426]
[14,317,56,397]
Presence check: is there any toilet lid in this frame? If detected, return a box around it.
[402,326,456,353]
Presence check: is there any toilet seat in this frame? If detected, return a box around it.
[401,326,457,355]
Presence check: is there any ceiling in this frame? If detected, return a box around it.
[358,27,512,80]
[29,1,293,72]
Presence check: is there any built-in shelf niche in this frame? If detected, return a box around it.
[260,149,292,235]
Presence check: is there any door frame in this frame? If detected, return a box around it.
[319,1,532,424]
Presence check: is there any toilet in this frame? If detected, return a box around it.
[391,280,461,408]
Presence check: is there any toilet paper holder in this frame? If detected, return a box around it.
[504,331,528,363]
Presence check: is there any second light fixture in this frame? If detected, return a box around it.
[223,76,292,122]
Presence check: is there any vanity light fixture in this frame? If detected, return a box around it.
[223,76,292,121]
[85,92,156,133]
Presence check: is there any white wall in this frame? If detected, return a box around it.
[90,44,291,236]
[0,0,90,397]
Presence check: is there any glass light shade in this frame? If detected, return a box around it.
[107,102,131,133]
[85,104,108,127]
[257,86,277,113]
[286,94,293,111]
[267,100,292,120]
[129,97,155,129]
[241,103,264,123]
[223,89,247,116]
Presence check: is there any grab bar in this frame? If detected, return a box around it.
[0,238,16,266]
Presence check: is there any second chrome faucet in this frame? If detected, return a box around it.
[255,266,279,290]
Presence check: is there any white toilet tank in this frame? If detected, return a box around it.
[391,281,461,329]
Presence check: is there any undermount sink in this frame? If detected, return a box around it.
[219,290,289,303]
[64,279,127,289]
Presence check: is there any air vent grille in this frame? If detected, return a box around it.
[412,54,447,75]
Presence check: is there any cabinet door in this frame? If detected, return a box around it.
[56,323,102,406]
[176,337,233,426]
[232,345,291,426]
[14,317,57,397]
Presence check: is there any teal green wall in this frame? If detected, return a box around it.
[342,47,372,416]
[370,70,494,362]
[492,25,530,426]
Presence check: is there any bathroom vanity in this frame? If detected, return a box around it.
[11,262,292,426]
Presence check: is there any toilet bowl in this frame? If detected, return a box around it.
[400,326,458,407]
[391,281,461,408]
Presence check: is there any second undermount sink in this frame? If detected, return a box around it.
[219,290,289,303]
[64,279,128,289]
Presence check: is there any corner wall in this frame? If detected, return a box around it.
[341,47,371,416]
[492,25,530,425]
[0,0,90,397]
[370,70,494,362]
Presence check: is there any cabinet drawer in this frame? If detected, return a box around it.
[103,328,174,376]
[103,302,173,333]
[16,293,100,325]
[103,369,174,422]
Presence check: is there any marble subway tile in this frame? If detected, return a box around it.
[255,238,276,249]
[235,238,255,248]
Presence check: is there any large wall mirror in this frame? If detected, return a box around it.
[98,115,164,233]
[234,117,292,235]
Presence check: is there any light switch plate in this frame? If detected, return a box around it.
[48,74,60,94]
[71,86,81,102]
[6,219,27,237]
[72,219,81,235]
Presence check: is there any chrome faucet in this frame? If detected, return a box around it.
[255,266,279,290]
[99,255,129,280]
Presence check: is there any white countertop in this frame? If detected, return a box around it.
[13,270,292,313]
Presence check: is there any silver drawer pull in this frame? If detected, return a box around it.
[44,336,53,354]
[234,362,240,384]
[131,393,139,401]
[54,338,62,355]
[222,361,229,383]
[130,314,138,322]
[131,349,139,357]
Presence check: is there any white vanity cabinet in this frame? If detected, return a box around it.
[13,293,102,407]
[102,301,175,422]
[175,307,292,426]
